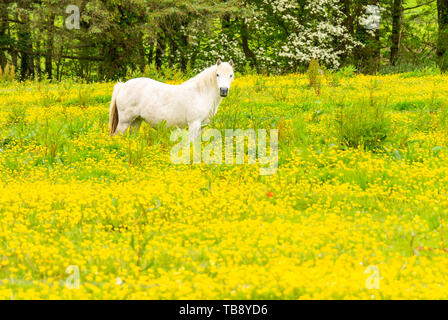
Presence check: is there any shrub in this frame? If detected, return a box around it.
[35,120,70,164]
[379,62,441,76]
[326,65,357,87]
[334,83,391,150]
[0,63,15,82]
[307,58,322,95]
[37,82,59,108]
[337,65,357,78]
[278,117,309,149]
[77,84,94,108]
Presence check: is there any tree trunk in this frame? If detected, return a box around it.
[240,19,257,69]
[390,0,403,65]
[179,33,188,71]
[147,40,154,66]
[35,43,41,80]
[8,11,17,69]
[155,35,165,69]
[354,0,381,74]
[56,47,63,81]
[100,41,126,80]
[340,0,355,66]
[138,32,146,72]
[437,0,448,71]
[45,14,55,79]
[0,3,8,70]
[168,37,177,67]
[343,0,354,35]
[17,5,34,80]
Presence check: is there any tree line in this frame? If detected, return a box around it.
[0,0,447,81]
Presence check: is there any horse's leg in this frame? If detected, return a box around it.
[115,119,131,135]
[130,118,143,135]
[188,120,202,142]
[113,108,135,135]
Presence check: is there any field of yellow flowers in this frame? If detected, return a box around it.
[0,71,448,299]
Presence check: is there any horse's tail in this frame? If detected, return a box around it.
[109,82,124,135]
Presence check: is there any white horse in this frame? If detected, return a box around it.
[109,59,234,141]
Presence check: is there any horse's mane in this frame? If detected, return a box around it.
[182,65,217,91]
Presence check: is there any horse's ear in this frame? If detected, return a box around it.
[229,59,234,67]
[217,59,222,66]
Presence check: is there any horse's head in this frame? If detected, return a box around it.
[215,59,234,97]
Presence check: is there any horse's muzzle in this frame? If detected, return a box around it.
[220,88,229,97]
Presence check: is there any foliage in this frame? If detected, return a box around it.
[334,80,391,150]
[0,0,444,80]
[334,101,391,150]
[244,0,361,70]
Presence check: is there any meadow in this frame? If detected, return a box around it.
[0,69,448,299]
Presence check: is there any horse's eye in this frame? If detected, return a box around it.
[217,74,220,77]
[230,75,233,78]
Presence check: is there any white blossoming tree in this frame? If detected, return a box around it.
[242,0,362,72]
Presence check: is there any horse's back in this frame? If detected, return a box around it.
[115,77,191,126]
[123,77,176,91]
